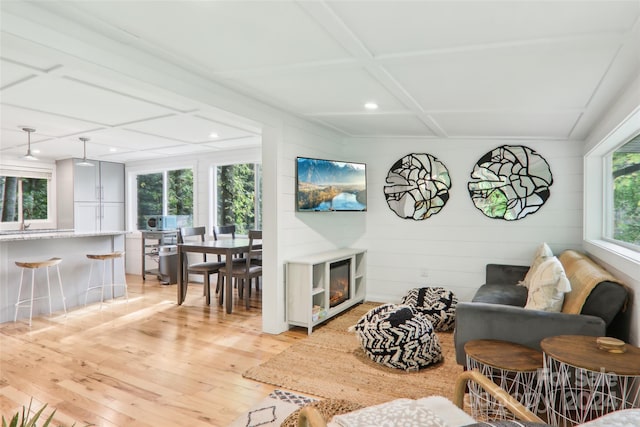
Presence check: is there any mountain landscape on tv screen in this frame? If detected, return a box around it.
[297,158,366,211]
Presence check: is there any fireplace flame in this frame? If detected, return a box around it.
[330,277,349,307]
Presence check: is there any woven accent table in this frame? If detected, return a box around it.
[541,335,640,427]
[464,339,544,421]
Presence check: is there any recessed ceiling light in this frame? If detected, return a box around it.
[364,102,378,110]
[109,147,117,152]
[209,132,219,138]
[32,149,41,154]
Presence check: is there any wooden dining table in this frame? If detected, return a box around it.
[177,238,259,313]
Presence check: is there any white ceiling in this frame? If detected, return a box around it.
[1,1,639,163]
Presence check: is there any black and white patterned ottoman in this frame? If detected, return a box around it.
[351,303,442,371]
[401,287,458,332]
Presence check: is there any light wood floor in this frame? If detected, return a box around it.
[0,275,308,426]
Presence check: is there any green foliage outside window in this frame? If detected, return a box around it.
[136,168,194,229]
[217,164,261,235]
[612,139,640,246]
[168,169,193,217]
[0,176,48,222]
[137,172,162,229]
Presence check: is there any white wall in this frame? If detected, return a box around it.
[270,120,366,332]
[344,138,584,304]
[279,124,367,256]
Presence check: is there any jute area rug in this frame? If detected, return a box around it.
[243,302,464,407]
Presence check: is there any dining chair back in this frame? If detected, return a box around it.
[178,226,224,305]
[213,225,236,240]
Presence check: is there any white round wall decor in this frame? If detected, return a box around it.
[467,145,553,221]
[384,153,452,221]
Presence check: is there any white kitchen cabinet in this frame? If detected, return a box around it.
[74,203,100,232]
[73,159,100,202]
[102,202,125,231]
[57,159,125,232]
[100,161,125,203]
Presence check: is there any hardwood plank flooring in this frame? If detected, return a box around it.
[0,275,308,426]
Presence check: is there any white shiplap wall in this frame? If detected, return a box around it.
[344,138,584,304]
[279,123,367,258]
[266,119,362,333]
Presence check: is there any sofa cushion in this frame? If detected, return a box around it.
[524,257,571,312]
[472,284,528,307]
[582,281,629,325]
[486,264,529,285]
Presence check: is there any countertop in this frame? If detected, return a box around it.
[0,229,129,242]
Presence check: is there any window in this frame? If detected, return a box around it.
[216,163,262,234]
[136,168,193,230]
[0,168,52,228]
[608,133,640,249]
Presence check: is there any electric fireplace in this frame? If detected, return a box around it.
[329,259,350,308]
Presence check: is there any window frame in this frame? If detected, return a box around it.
[0,164,55,231]
[210,161,262,235]
[128,164,195,232]
[603,134,640,251]
[584,106,640,269]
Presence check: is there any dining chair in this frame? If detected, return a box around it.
[247,229,263,293]
[178,226,224,305]
[212,224,245,294]
[213,224,236,240]
[218,230,262,309]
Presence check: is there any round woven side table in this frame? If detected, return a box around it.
[464,339,544,421]
[541,335,640,427]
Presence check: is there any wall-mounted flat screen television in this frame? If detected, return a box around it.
[296,156,367,212]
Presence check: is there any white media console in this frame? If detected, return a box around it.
[286,248,366,334]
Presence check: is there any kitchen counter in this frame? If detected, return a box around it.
[0,229,129,242]
[0,231,127,323]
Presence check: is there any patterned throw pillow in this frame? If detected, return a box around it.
[351,304,442,371]
[524,257,571,312]
[520,243,554,289]
[401,287,458,331]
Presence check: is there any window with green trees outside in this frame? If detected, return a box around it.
[0,176,48,223]
[611,134,640,248]
[216,163,262,235]
[136,168,193,229]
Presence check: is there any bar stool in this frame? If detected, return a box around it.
[14,257,67,326]
[85,251,129,308]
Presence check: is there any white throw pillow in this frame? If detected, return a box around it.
[519,242,553,289]
[524,256,572,312]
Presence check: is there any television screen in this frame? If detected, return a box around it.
[296,157,367,212]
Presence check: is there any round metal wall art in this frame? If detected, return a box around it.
[384,153,452,220]
[467,145,553,221]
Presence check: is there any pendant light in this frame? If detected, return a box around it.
[21,127,37,160]
[77,137,94,167]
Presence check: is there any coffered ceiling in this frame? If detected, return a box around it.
[1,1,639,163]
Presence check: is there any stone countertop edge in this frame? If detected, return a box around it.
[0,230,130,242]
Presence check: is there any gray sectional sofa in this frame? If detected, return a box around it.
[454,251,630,365]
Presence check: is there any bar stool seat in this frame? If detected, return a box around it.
[14,257,67,326]
[85,251,129,308]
